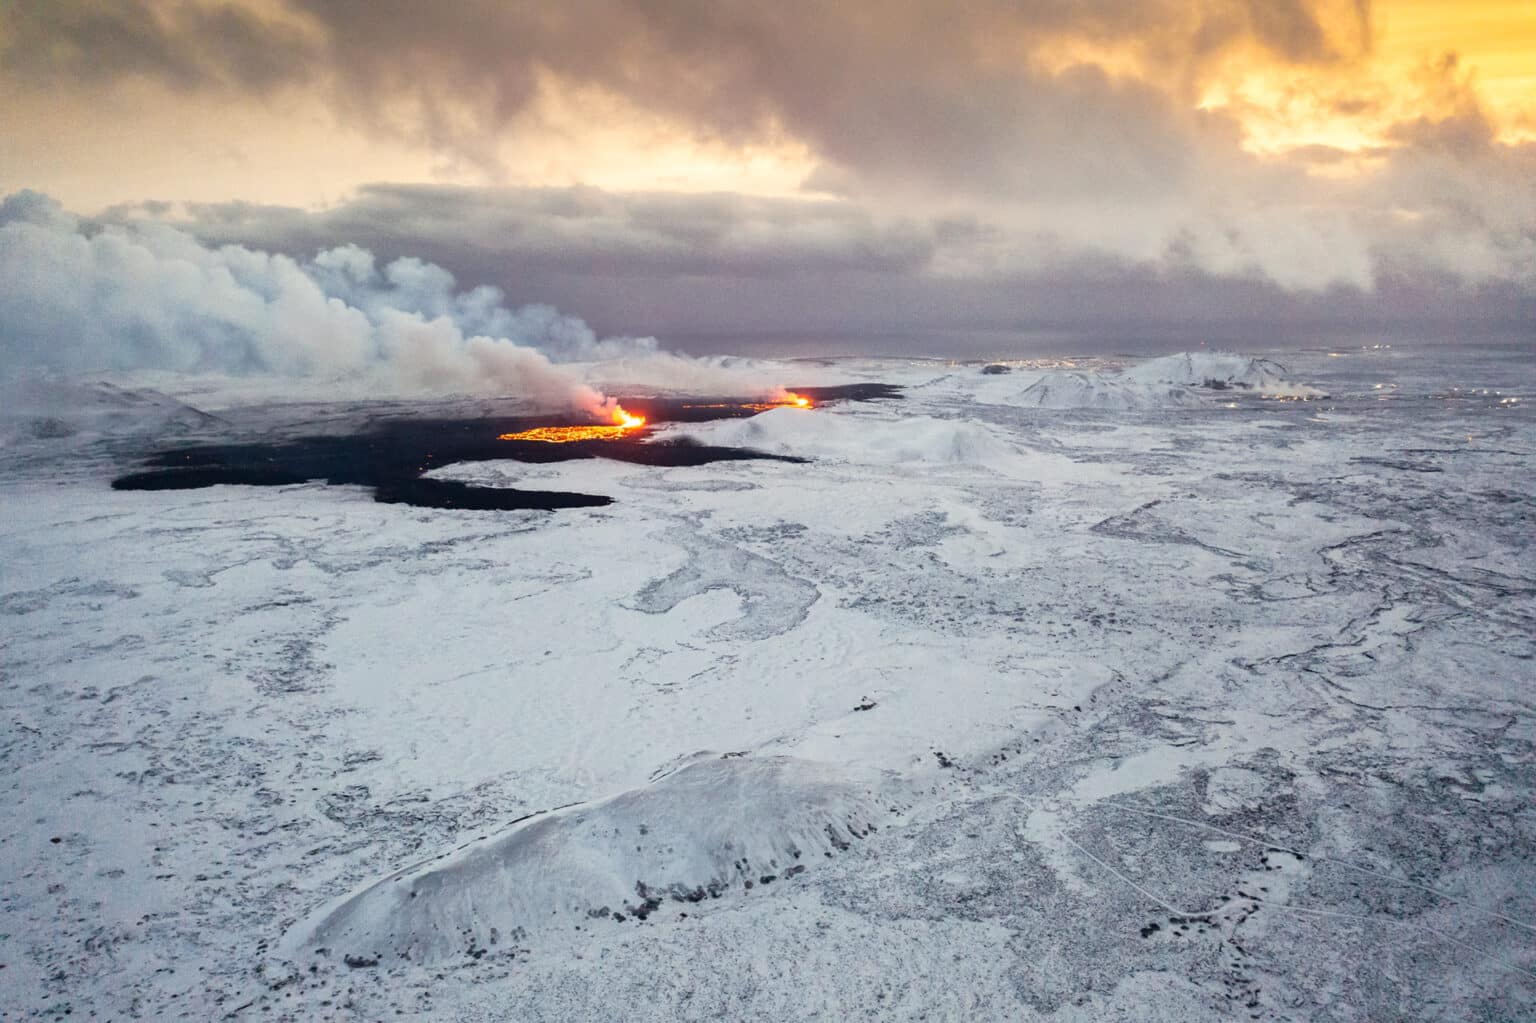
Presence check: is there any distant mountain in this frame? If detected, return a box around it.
[0,377,224,447]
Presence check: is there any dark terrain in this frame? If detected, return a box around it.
[113,385,902,509]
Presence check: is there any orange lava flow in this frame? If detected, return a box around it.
[683,392,813,413]
[741,392,813,411]
[499,404,647,443]
[498,424,632,442]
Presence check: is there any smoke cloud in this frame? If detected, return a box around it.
[0,190,744,414]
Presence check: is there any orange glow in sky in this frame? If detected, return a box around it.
[0,0,1530,212]
[1195,0,1536,154]
[1028,0,1534,159]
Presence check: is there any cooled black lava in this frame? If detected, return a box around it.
[112,384,902,510]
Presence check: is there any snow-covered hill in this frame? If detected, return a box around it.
[1122,350,1327,397]
[1011,372,1204,409]
[292,755,894,964]
[996,351,1326,409]
[0,377,222,447]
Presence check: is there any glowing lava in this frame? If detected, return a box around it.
[740,391,814,411]
[500,393,809,445]
[498,405,647,443]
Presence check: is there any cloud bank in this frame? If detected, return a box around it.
[121,178,1534,343]
[2,0,1372,194]
[1,2,1533,347]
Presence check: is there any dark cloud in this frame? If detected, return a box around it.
[5,1,1531,345]
[151,185,943,278]
[0,0,318,93]
[1,0,1368,195]
[102,182,1531,344]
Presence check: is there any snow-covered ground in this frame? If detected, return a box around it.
[2,345,1533,1020]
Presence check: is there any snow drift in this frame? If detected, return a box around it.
[670,408,1016,466]
[288,755,890,964]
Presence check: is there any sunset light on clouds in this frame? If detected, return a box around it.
[1,0,1532,340]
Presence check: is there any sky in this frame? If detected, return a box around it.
[1,0,1533,356]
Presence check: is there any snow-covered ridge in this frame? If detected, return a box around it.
[288,755,893,964]
[1012,373,1203,410]
[0,377,221,448]
[1005,351,1325,409]
[1121,351,1326,397]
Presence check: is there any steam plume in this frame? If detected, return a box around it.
[0,190,673,416]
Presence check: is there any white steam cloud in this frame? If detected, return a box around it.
[0,190,732,416]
